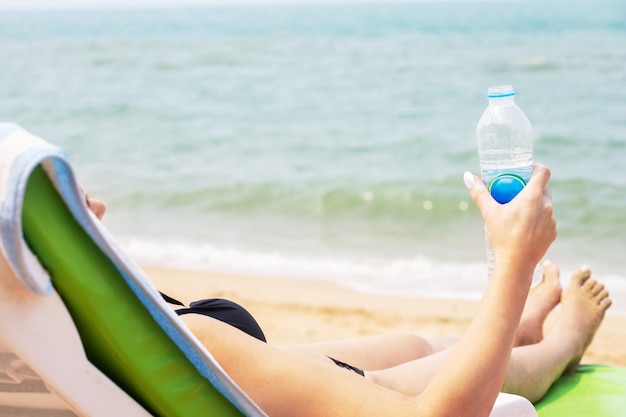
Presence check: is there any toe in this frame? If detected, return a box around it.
[596,288,610,304]
[591,282,605,296]
[571,265,591,286]
[542,260,560,283]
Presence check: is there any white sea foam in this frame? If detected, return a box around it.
[119,236,626,317]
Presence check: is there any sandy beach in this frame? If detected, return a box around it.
[146,266,626,368]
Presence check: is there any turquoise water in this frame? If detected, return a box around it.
[1,1,626,313]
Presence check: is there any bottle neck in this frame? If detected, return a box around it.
[488,96,516,106]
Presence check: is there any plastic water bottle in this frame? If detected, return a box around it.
[476,85,542,286]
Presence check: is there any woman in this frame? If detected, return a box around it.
[86,163,611,417]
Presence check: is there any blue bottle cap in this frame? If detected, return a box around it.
[488,174,526,204]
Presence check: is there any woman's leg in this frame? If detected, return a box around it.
[501,265,611,401]
[513,260,562,346]
[364,266,611,402]
[294,332,439,371]
[299,261,562,371]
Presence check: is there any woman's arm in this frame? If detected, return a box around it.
[416,163,556,416]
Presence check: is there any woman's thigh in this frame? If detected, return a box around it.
[297,333,440,370]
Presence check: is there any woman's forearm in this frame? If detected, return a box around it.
[416,259,533,417]
[414,166,554,417]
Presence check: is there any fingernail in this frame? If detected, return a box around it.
[581,264,590,271]
[463,171,476,190]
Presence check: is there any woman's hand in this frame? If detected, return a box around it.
[464,163,557,273]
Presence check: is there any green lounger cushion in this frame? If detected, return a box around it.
[22,164,244,416]
[536,364,626,417]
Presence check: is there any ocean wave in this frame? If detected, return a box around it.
[104,178,478,224]
[119,236,626,317]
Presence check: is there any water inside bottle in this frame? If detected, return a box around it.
[479,149,533,186]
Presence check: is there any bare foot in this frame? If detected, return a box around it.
[553,266,612,374]
[515,260,562,346]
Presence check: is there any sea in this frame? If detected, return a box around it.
[1,0,625,315]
